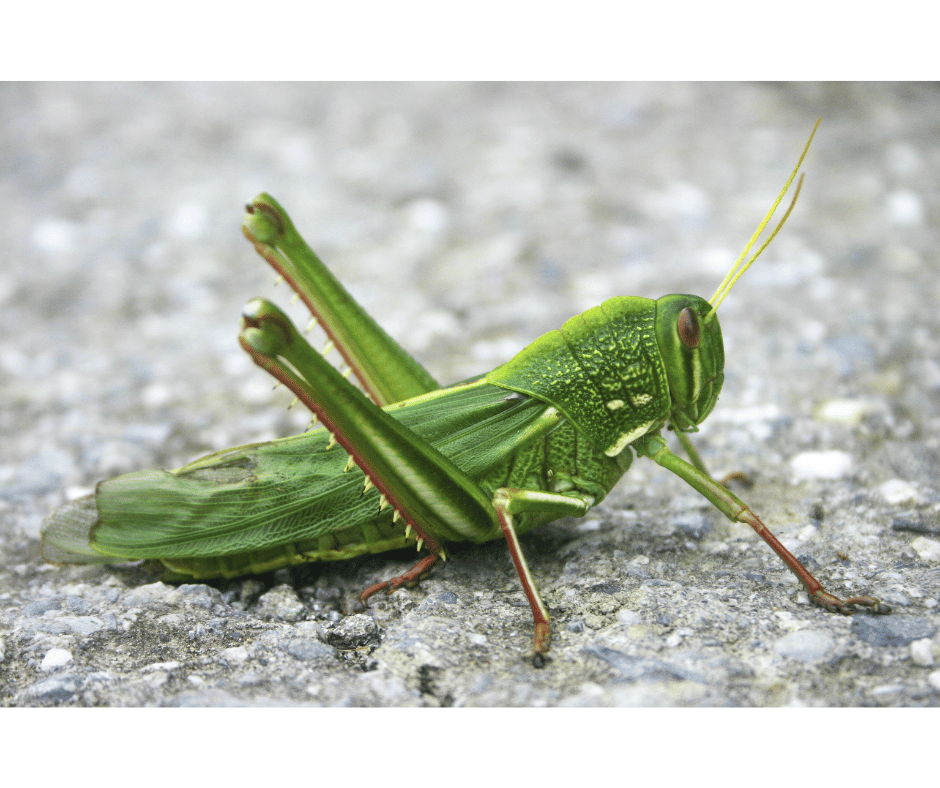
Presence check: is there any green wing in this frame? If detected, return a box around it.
[41,379,559,566]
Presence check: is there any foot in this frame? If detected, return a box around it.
[811,589,891,614]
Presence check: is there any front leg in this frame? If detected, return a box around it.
[634,433,890,615]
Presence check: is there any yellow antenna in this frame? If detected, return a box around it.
[707,117,820,317]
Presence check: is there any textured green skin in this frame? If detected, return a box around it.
[42,293,723,579]
[489,294,722,454]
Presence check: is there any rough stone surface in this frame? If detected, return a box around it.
[3,83,940,706]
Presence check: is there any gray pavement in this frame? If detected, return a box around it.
[2,82,938,706]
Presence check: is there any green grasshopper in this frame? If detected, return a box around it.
[42,120,888,662]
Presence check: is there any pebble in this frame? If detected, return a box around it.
[880,589,911,608]
[57,616,105,636]
[23,597,62,617]
[870,683,905,699]
[124,582,179,607]
[773,630,834,662]
[617,609,641,626]
[25,676,81,702]
[416,592,460,613]
[929,671,940,692]
[584,645,708,684]
[141,660,180,673]
[31,217,79,255]
[167,201,209,239]
[40,648,73,671]
[911,537,940,562]
[219,646,249,666]
[878,479,923,505]
[66,595,91,615]
[789,451,853,482]
[852,615,937,647]
[885,189,924,226]
[255,585,305,622]
[910,638,935,666]
[577,519,601,532]
[178,584,222,609]
[673,513,712,539]
[281,637,337,662]
[816,398,870,426]
[324,614,379,649]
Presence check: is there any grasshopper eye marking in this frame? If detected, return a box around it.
[677,307,700,348]
[41,117,889,666]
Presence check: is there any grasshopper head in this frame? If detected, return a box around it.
[654,294,723,431]
[653,119,819,432]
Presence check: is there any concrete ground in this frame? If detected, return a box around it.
[2,82,939,706]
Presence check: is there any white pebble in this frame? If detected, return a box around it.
[928,670,940,692]
[878,479,923,505]
[789,451,852,482]
[219,646,249,666]
[141,660,180,673]
[885,189,924,226]
[911,536,940,562]
[910,638,934,666]
[168,201,209,239]
[40,648,73,671]
[31,217,79,255]
[774,630,834,662]
[124,581,178,606]
[705,541,730,555]
[797,524,819,542]
[407,198,448,233]
[617,609,641,626]
[816,398,870,426]
[141,382,176,409]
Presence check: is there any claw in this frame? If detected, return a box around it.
[811,590,891,615]
[531,622,551,667]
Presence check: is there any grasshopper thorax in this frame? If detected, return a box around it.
[654,294,724,432]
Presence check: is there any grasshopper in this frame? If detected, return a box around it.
[42,120,888,663]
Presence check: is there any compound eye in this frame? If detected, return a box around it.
[677,307,700,348]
